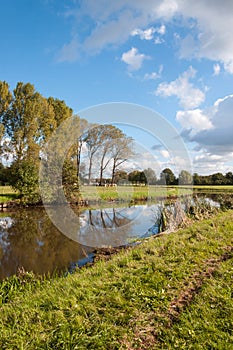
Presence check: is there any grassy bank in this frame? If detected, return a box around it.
[0,210,233,349]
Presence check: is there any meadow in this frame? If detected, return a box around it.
[0,186,18,203]
[1,184,233,204]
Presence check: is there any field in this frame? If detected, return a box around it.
[1,185,233,204]
[0,186,18,203]
[77,184,192,202]
[0,209,232,349]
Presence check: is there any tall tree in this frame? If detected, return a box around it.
[3,82,43,161]
[75,117,89,180]
[160,168,176,185]
[0,81,12,159]
[178,170,192,185]
[85,124,103,184]
[1,81,74,202]
[98,125,120,185]
[143,168,157,185]
[109,132,134,184]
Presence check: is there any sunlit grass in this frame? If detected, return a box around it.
[0,186,18,203]
[79,185,192,203]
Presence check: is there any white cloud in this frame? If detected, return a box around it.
[213,63,221,76]
[154,37,164,44]
[193,151,233,175]
[157,24,166,35]
[155,66,206,109]
[144,65,163,80]
[131,27,156,40]
[176,0,233,73]
[58,38,79,62]
[160,149,170,158]
[176,109,213,132]
[179,94,233,156]
[121,47,150,71]
[58,0,233,73]
[131,24,166,41]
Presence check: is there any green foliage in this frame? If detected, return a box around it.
[8,160,40,203]
[160,168,176,185]
[0,80,74,203]
[179,169,192,185]
[128,170,147,184]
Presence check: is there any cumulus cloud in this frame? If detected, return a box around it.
[193,151,233,175]
[131,27,156,40]
[160,149,170,158]
[57,0,233,73]
[179,94,233,156]
[176,0,233,73]
[131,24,166,40]
[155,66,206,109]
[121,47,150,71]
[176,109,213,132]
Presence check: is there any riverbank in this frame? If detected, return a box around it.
[1,209,232,349]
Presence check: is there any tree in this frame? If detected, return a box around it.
[85,124,104,184]
[75,117,89,180]
[0,81,12,159]
[109,131,134,184]
[211,172,226,185]
[225,172,233,185]
[143,168,157,185]
[160,168,176,185]
[1,80,74,202]
[114,170,128,184]
[178,170,192,185]
[8,159,39,203]
[128,170,147,185]
[98,125,123,185]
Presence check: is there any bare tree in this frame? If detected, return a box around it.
[110,132,134,184]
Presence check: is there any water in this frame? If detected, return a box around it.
[0,203,162,280]
[0,194,226,280]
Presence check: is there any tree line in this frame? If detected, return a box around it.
[99,168,233,186]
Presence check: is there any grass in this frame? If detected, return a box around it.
[193,185,233,193]
[0,209,232,349]
[2,184,233,205]
[79,185,192,203]
[0,186,18,203]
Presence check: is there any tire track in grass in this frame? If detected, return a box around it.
[128,246,233,350]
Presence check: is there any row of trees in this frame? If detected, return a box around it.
[0,81,134,201]
[117,168,233,186]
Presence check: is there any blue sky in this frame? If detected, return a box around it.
[1,0,233,175]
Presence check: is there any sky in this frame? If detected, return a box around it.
[1,0,233,176]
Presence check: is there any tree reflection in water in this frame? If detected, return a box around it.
[0,204,161,280]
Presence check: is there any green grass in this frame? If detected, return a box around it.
[0,209,232,349]
[79,185,192,203]
[0,186,18,203]
[193,185,233,193]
